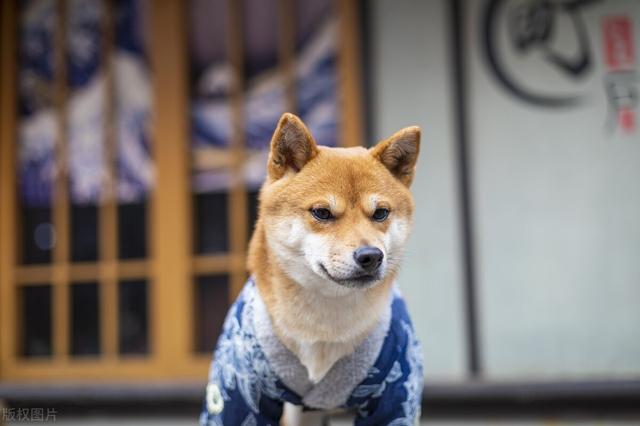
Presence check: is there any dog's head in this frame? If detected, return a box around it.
[258,113,420,295]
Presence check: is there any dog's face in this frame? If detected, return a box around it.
[260,114,420,295]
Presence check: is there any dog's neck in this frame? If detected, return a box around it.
[248,226,393,383]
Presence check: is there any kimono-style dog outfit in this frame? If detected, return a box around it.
[200,279,423,426]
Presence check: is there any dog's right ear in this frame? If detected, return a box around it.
[268,113,318,180]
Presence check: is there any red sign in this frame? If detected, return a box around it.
[602,16,637,135]
[619,107,636,134]
[603,16,635,72]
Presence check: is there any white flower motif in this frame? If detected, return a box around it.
[206,383,224,415]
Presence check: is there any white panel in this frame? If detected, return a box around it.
[370,0,466,380]
[467,0,640,378]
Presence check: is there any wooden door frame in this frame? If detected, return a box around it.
[0,0,365,382]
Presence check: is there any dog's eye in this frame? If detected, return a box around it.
[372,208,389,222]
[311,208,333,221]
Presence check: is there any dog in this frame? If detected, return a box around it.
[200,113,423,426]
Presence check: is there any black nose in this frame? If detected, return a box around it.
[353,246,384,272]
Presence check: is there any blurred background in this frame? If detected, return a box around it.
[1,0,639,424]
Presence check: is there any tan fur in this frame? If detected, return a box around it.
[248,113,420,383]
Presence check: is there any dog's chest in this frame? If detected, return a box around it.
[289,339,359,383]
[276,293,380,383]
[252,285,391,409]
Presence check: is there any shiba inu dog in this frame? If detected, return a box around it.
[200,113,423,426]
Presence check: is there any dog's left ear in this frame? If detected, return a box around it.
[370,126,421,187]
[268,113,319,180]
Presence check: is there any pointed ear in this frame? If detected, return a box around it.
[370,126,421,186]
[268,113,319,180]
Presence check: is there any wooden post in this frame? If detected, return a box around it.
[52,0,71,362]
[227,0,248,299]
[279,0,296,114]
[336,0,364,147]
[99,0,118,360]
[149,0,191,371]
[0,0,18,380]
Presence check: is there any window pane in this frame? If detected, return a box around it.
[20,206,53,265]
[295,0,338,147]
[118,279,148,355]
[247,190,259,241]
[118,202,147,259]
[18,0,56,266]
[70,282,100,356]
[194,192,229,254]
[20,285,52,357]
[194,275,230,354]
[190,0,232,255]
[243,0,283,148]
[189,0,228,157]
[241,0,282,189]
[115,0,154,208]
[71,205,98,262]
[67,0,104,263]
[115,0,153,260]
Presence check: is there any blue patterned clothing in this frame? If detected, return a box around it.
[200,280,423,426]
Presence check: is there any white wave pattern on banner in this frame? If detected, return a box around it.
[68,71,106,204]
[192,17,339,193]
[18,110,57,206]
[20,0,336,202]
[116,52,154,203]
[19,0,152,206]
[20,55,153,206]
[18,0,56,207]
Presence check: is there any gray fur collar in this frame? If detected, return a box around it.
[252,286,391,409]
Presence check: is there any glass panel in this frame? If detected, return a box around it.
[70,282,100,356]
[243,0,283,145]
[116,0,153,259]
[194,275,230,354]
[190,0,228,155]
[20,285,52,357]
[118,202,147,259]
[118,279,148,355]
[67,0,104,263]
[190,0,232,254]
[295,0,338,147]
[242,0,283,188]
[247,189,259,241]
[18,0,56,265]
[71,205,98,262]
[194,192,229,254]
[20,206,53,265]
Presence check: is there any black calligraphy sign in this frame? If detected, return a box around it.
[483,0,601,107]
